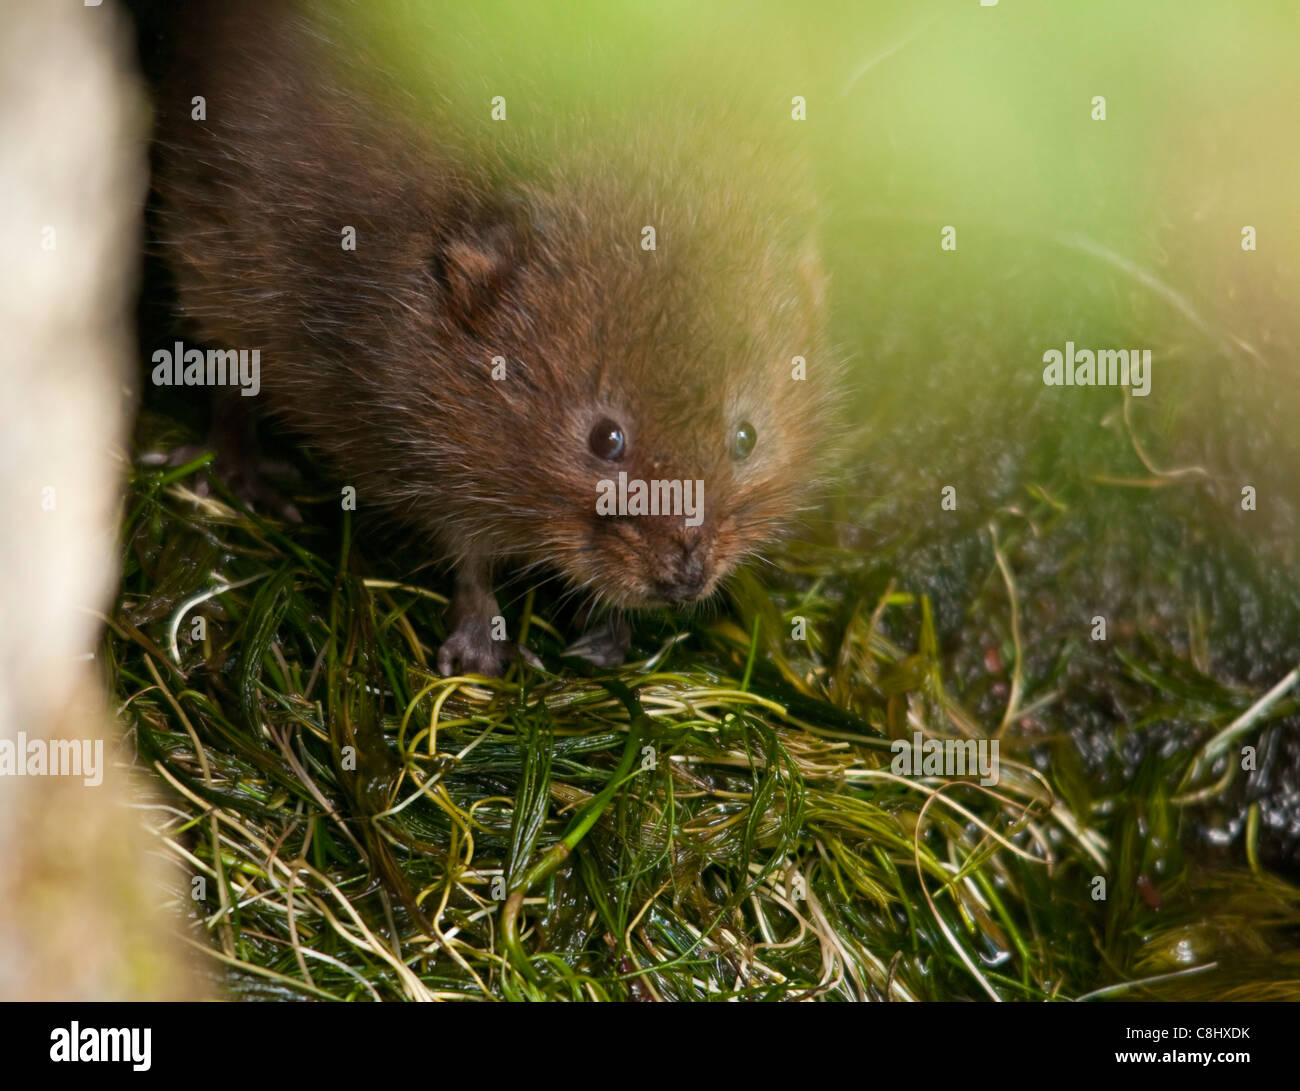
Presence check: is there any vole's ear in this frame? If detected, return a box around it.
[432,219,521,320]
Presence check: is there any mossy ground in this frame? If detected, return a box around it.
[105,408,1300,1001]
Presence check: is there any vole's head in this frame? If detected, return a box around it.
[427,158,838,610]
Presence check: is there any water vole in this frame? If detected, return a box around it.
[153,0,837,675]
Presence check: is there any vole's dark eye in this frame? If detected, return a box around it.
[731,420,757,460]
[589,418,626,461]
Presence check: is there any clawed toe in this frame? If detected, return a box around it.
[562,616,632,668]
[436,630,516,677]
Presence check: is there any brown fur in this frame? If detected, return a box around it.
[154,1,837,671]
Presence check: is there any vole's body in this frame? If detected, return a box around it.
[155,1,834,674]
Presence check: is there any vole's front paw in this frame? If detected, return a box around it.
[436,626,515,678]
[563,615,632,668]
[438,559,544,677]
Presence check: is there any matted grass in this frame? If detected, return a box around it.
[105,417,1300,1001]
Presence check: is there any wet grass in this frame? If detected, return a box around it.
[105,409,1300,1001]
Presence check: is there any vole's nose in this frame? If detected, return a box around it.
[655,536,709,602]
[677,538,707,594]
